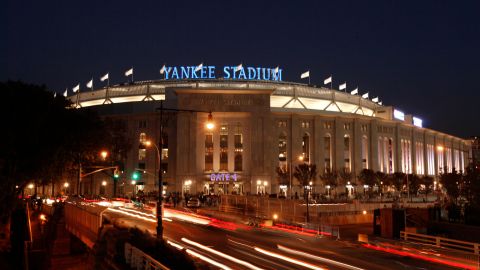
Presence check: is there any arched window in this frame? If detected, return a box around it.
[278,133,287,171]
[344,135,351,171]
[361,136,368,169]
[324,134,332,172]
[302,133,310,163]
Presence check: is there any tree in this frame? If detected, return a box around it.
[358,169,376,190]
[440,170,462,203]
[276,166,290,197]
[392,172,406,196]
[421,175,434,200]
[375,171,389,195]
[319,169,337,197]
[293,163,317,222]
[407,174,421,199]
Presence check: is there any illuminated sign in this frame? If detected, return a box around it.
[393,109,405,121]
[413,117,423,128]
[163,66,282,81]
[210,173,238,182]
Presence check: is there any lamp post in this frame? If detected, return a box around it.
[152,100,214,239]
[289,155,304,199]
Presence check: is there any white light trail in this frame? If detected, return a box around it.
[107,207,156,223]
[277,245,365,270]
[167,240,184,250]
[181,238,263,270]
[254,247,324,270]
[119,207,156,218]
[186,249,232,270]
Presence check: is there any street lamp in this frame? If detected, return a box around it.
[100,150,108,160]
[153,100,214,239]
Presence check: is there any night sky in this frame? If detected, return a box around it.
[3,1,479,138]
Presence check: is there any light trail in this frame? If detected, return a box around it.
[277,244,365,270]
[118,207,156,218]
[253,247,325,270]
[107,207,171,222]
[181,238,264,270]
[362,244,477,270]
[186,249,233,270]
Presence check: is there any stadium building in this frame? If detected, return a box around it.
[69,65,471,197]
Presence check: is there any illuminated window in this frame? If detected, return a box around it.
[138,149,146,161]
[427,144,435,175]
[220,125,228,171]
[454,150,460,172]
[378,137,384,172]
[139,132,147,144]
[401,139,412,174]
[437,146,444,174]
[460,151,465,172]
[302,133,310,163]
[445,147,452,173]
[205,134,213,171]
[361,136,368,169]
[344,135,351,171]
[301,121,310,129]
[234,126,243,171]
[324,135,332,172]
[279,133,287,171]
[384,138,394,174]
[277,120,287,128]
[415,142,424,175]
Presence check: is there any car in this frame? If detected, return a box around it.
[187,197,201,208]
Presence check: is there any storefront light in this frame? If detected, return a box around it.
[257,180,261,185]
[263,181,268,186]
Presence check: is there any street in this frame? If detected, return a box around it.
[104,207,464,270]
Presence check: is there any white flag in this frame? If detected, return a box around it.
[125,68,133,77]
[324,76,332,85]
[300,71,310,79]
[86,79,93,89]
[362,92,369,99]
[274,66,279,74]
[100,73,109,82]
[63,89,68,97]
[372,97,379,103]
[195,63,203,72]
[350,88,358,95]
[160,65,166,74]
[378,101,383,105]
[73,84,80,93]
[235,63,243,72]
[53,92,57,98]
[339,82,347,91]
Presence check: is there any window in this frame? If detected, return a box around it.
[445,147,452,173]
[301,121,310,129]
[344,135,351,171]
[324,135,332,171]
[415,142,424,175]
[138,149,146,161]
[378,137,384,172]
[401,139,412,174]
[161,133,168,160]
[384,138,394,174]
[427,144,435,175]
[205,134,213,171]
[138,163,145,169]
[343,123,351,130]
[460,151,465,172]
[437,146,444,174]
[454,150,460,172]
[361,124,368,132]
[279,133,288,171]
[323,121,332,129]
[277,120,287,128]
[302,133,310,163]
[139,120,147,129]
[361,136,368,169]
[139,132,147,144]
[220,125,228,171]
[234,126,243,171]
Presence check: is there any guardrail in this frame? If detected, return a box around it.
[400,231,480,255]
[125,242,169,270]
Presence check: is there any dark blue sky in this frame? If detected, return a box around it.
[3,0,479,138]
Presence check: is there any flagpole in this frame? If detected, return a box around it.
[330,74,332,90]
[131,67,134,83]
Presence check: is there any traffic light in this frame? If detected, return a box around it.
[113,167,120,179]
[132,171,140,180]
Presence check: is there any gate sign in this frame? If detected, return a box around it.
[163,66,283,82]
[210,173,238,182]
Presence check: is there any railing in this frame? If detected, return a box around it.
[124,242,169,270]
[400,231,480,255]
